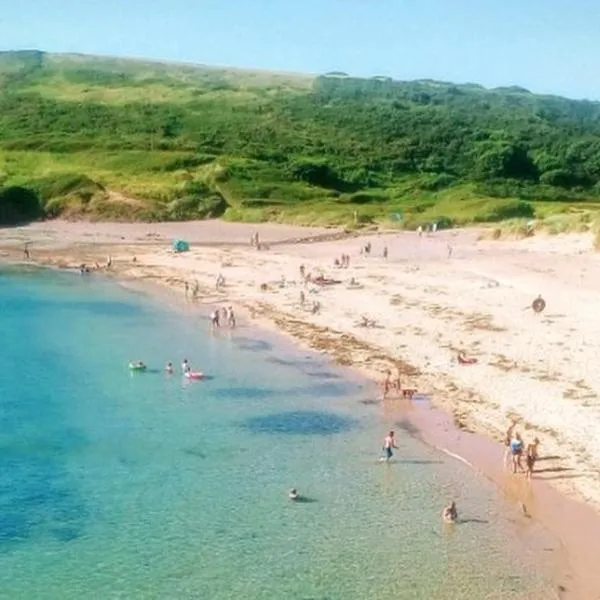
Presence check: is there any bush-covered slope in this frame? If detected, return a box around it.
[2,50,600,226]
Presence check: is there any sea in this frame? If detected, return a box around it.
[0,267,557,599]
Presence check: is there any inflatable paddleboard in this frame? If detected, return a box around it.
[185,371,204,380]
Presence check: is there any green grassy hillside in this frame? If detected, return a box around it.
[2,49,600,228]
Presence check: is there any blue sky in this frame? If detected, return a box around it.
[1,0,599,99]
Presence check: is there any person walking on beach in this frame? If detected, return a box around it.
[381,370,393,399]
[210,309,220,329]
[227,306,236,328]
[510,432,524,474]
[382,431,398,462]
[503,421,517,469]
[383,245,388,260]
[184,281,189,299]
[525,437,540,480]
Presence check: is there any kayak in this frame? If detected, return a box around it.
[129,362,147,372]
[185,371,204,380]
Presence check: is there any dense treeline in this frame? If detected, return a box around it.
[1,50,600,223]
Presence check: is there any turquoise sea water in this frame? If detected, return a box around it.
[0,268,555,599]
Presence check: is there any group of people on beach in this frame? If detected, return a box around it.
[210,306,236,329]
[504,421,539,479]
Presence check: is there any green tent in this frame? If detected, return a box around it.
[172,239,190,253]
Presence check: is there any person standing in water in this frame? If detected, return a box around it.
[181,359,190,374]
[382,430,398,462]
[227,306,236,328]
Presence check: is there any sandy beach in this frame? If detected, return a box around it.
[3,218,600,597]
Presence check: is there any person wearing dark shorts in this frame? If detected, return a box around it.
[383,431,398,462]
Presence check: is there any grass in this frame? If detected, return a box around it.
[3,50,600,227]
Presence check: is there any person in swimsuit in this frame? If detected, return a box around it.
[181,359,190,374]
[165,362,174,374]
[289,488,299,501]
[382,370,393,399]
[383,431,398,462]
[503,421,517,469]
[227,306,236,328]
[210,310,220,329]
[510,432,524,474]
[525,438,540,479]
[442,501,458,523]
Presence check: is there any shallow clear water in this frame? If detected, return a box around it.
[0,268,555,599]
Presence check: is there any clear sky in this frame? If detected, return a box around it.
[1,0,599,99]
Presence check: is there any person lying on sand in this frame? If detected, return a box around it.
[442,501,458,523]
[358,315,376,328]
[457,350,478,365]
[525,438,540,480]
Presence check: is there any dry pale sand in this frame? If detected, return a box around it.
[3,219,600,596]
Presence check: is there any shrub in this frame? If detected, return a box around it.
[0,186,43,224]
[473,200,534,222]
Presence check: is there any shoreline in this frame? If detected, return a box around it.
[3,220,600,597]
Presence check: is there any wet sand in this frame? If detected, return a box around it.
[2,218,600,597]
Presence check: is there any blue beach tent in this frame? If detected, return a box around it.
[172,239,190,253]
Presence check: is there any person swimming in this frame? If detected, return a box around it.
[165,362,174,374]
[442,501,458,523]
[289,488,299,501]
[181,359,190,374]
